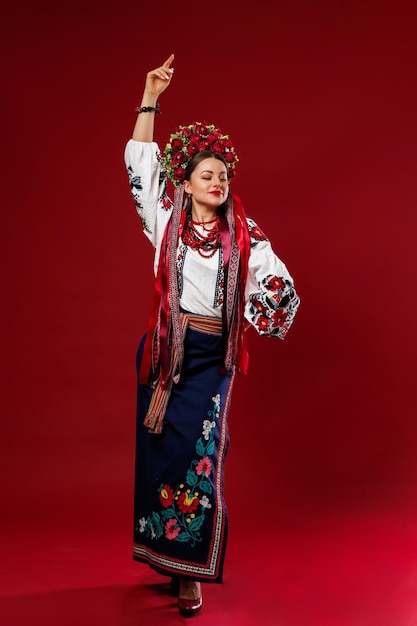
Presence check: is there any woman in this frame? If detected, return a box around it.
[124,54,300,616]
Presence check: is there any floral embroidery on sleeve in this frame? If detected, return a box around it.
[127,165,151,233]
[157,151,173,211]
[246,217,269,247]
[135,394,221,546]
[248,274,299,339]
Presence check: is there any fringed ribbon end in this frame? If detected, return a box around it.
[143,376,173,434]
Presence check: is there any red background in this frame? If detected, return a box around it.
[2,1,417,623]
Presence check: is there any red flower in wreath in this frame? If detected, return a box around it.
[159,484,174,508]
[174,167,186,182]
[165,519,181,540]
[172,151,187,164]
[189,134,200,145]
[171,137,184,151]
[211,140,224,154]
[272,309,288,327]
[178,491,200,514]
[199,139,210,151]
[206,133,217,144]
[195,122,209,135]
[188,142,200,155]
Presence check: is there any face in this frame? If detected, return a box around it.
[184,157,229,212]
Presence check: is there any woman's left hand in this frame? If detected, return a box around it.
[143,54,175,99]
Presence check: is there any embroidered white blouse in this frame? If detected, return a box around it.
[125,140,300,338]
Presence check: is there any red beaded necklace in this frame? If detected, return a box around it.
[182,215,221,258]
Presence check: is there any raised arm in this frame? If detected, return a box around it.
[132,54,175,142]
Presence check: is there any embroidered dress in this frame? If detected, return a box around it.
[125,140,300,582]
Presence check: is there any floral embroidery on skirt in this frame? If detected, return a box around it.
[133,327,235,583]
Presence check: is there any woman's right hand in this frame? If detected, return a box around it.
[143,54,175,99]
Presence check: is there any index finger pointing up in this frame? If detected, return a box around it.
[163,53,175,69]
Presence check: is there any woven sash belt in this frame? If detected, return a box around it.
[143,312,223,434]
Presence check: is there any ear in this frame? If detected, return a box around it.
[184,180,191,194]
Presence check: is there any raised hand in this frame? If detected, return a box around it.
[132,54,175,142]
[143,54,175,99]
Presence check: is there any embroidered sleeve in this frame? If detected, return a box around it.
[124,140,173,251]
[244,218,300,339]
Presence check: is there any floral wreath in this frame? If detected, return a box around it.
[163,121,239,186]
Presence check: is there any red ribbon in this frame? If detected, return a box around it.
[138,221,170,385]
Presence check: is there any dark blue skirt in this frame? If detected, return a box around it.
[133,324,235,583]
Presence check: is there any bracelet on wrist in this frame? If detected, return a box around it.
[135,103,161,114]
